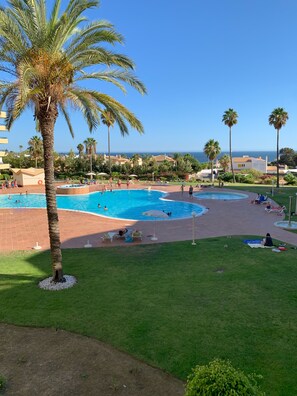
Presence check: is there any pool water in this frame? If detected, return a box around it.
[194,191,248,200]
[0,189,206,221]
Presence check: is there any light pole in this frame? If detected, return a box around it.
[288,196,292,227]
[192,211,197,245]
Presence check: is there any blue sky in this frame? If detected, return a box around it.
[3,0,297,153]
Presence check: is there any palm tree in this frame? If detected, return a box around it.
[0,0,146,282]
[268,108,289,188]
[84,137,97,178]
[100,109,115,176]
[28,136,43,168]
[222,109,238,183]
[219,154,230,173]
[77,143,84,158]
[203,139,221,183]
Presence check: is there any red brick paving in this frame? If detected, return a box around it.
[0,183,296,252]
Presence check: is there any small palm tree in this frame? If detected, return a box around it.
[28,136,43,168]
[77,144,84,158]
[203,139,221,183]
[84,137,97,178]
[219,154,230,173]
[268,108,289,188]
[222,109,238,183]
[0,0,146,282]
[101,109,115,176]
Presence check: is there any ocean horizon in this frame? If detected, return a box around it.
[65,151,276,163]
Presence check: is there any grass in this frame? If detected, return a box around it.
[1,238,297,395]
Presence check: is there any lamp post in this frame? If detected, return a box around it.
[288,196,292,227]
[192,211,197,245]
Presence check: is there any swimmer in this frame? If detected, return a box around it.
[104,206,108,211]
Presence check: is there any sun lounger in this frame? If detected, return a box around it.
[265,205,286,214]
[132,230,143,241]
[101,233,112,242]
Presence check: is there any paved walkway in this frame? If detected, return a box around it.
[0,184,296,252]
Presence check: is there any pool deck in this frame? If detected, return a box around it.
[0,183,296,252]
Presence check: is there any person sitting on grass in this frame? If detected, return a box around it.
[262,233,273,247]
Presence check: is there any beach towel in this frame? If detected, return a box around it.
[243,239,262,245]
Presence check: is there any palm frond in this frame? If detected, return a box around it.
[75,69,147,95]
[59,104,75,138]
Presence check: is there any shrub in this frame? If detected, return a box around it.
[220,172,233,182]
[185,358,265,396]
[0,375,6,393]
[284,172,297,185]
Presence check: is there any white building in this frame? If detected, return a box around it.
[232,156,267,173]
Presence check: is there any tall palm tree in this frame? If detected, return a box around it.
[203,139,221,183]
[28,136,43,168]
[222,109,238,183]
[268,108,289,188]
[84,137,97,178]
[0,0,146,282]
[100,109,115,176]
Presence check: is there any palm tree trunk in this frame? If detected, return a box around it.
[229,127,235,183]
[211,160,214,183]
[108,126,111,176]
[276,129,280,188]
[39,105,64,283]
[35,157,38,168]
[90,148,93,180]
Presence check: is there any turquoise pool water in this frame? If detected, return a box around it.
[0,189,206,221]
[194,191,248,200]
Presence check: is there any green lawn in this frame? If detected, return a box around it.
[1,238,297,395]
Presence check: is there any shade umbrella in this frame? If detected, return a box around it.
[86,171,96,180]
[142,209,169,241]
[97,172,108,176]
[129,174,138,178]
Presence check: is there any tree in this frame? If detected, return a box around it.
[268,108,289,188]
[222,109,238,183]
[84,137,97,178]
[0,0,146,282]
[101,109,115,176]
[28,136,43,168]
[219,154,230,172]
[279,147,295,167]
[185,359,265,396]
[203,139,221,183]
[77,143,85,158]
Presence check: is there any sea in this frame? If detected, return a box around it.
[89,151,277,163]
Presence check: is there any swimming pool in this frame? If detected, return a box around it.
[0,189,207,221]
[194,191,248,200]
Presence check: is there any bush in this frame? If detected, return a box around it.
[185,358,265,396]
[0,375,6,393]
[220,172,234,182]
[284,172,297,185]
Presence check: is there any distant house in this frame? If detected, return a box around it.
[232,156,267,173]
[103,154,142,167]
[11,168,45,186]
[151,155,176,166]
[104,154,131,166]
[266,165,288,175]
